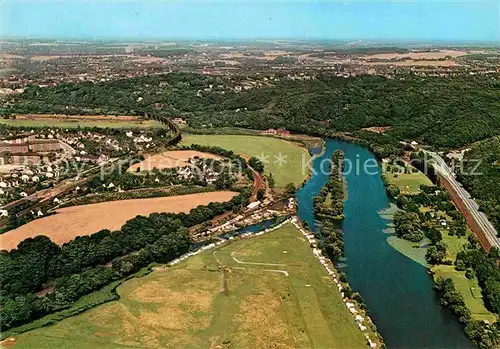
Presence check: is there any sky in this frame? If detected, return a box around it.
[2,1,499,42]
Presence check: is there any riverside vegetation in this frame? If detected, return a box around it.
[384,162,500,348]
[313,150,346,263]
[0,186,250,334]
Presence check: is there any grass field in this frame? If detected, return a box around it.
[0,117,163,129]
[383,163,433,194]
[0,191,237,251]
[431,226,496,322]
[432,265,497,323]
[11,223,367,349]
[182,134,311,188]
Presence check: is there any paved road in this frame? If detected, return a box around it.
[54,140,77,165]
[425,151,500,250]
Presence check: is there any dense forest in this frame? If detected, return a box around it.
[3,72,500,149]
[0,191,249,330]
[458,136,500,232]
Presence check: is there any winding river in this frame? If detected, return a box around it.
[296,139,472,348]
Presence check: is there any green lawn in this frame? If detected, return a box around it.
[432,265,497,323]
[182,134,311,188]
[0,118,163,129]
[383,163,433,194]
[431,229,496,323]
[12,223,367,349]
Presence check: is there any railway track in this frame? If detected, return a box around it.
[425,151,499,251]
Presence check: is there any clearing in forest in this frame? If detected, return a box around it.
[182,134,311,187]
[0,191,237,251]
[383,162,433,194]
[128,150,222,172]
[11,223,367,349]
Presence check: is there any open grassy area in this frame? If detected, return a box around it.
[182,134,311,187]
[431,228,496,322]
[383,163,433,194]
[11,223,367,349]
[0,117,163,129]
[432,265,497,323]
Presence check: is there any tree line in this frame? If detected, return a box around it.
[314,150,346,220]
[0,190,250,330]
[314,150,346,261]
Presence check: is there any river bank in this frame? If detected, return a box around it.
[296,138,472,348]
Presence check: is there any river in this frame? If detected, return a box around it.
[296,139,472,348]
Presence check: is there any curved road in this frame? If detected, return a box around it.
[425,151,500,250]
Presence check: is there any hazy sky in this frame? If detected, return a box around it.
[2,1,499,42]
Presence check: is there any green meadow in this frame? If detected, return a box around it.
[12,223,367,349]
[182,134,311,188]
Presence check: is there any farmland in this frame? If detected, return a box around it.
[0,191,237,250]
[182,134,311,187]
[10,223,367,349]
[128,150,221,172]
[0,114,163,129]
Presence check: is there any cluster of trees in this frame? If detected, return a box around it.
[4,73,499,150]
[0,191,250,330]
[186,144,255,181]
[393,211,426,242]
[314,150,345,220]
[392,184,469,264]
[313,150,346,261]
[456,247,500,315]
[318,219,345,261]
[434,276,500,349]
[248,156,265,173]
[434,277,472,323]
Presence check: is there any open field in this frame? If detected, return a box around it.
[0,114,163,129]
[433,265,497,323]
[182,134,311,187]
[383,163,433,194]
[10,223,367,349]
[0,191,237,251]
[431,226,497,323]
[128,150,221,172]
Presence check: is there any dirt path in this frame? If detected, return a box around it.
[230,252,286,267]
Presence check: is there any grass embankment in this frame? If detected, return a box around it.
[182,134,311,188]
[11,223,367,349]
